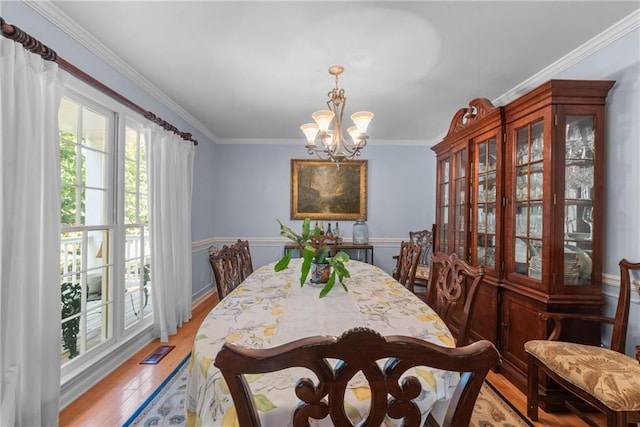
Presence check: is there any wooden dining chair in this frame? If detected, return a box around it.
[234,239,254,281]
[215,327,501,427]
[393,241,423,297]
[209,244,243,299]
[308,233,338,257]
[426,252,485,346]
[525,258,640,426]
[409,228,434,288]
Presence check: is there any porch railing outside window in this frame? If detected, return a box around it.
[60,234,150,362]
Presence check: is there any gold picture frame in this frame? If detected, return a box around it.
[291,159,367,220]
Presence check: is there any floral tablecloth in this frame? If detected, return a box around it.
[185,259,456,426]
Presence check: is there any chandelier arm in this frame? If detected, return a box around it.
[307,145,337,162]
[343,148,362,160]
[337,135,367,157]
[338,142,356,156]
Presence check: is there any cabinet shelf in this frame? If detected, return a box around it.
[565,199,592,204]
[565,158,594,165]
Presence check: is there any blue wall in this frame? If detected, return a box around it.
[189,142,436,300]
[553,27,640,355]
[556,28,640,274]
[210,143,435,261]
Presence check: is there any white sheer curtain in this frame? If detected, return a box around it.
[0,38,66,426]
[148,125,195,342]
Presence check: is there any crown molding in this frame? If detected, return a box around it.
[213,137,431,146]
[425,8,640,147]
[23,0,217,143]
[492,8,640,107]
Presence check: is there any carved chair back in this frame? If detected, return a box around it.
[209,245,242,299]
[234,239,254,282]
[306,233,338,257]
[409,229,433,268]
[427,252,485,346]
[215,327,500,427]
[393,241,422,292]
[612,259,639,353]
[542,258,639,351]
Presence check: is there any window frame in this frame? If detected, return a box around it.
[59,75,153,383]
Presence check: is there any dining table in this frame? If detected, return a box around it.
[185,258,457,426]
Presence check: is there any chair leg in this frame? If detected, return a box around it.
[527,354,540,421]
[606,410,627,427]
[565,401,601,427]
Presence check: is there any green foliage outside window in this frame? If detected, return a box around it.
[60,131,81,225]
[124,133,148,224]
[61,282,81,359]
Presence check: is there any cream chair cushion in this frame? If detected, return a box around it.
[415,264,430,282]
[525,340,640,411]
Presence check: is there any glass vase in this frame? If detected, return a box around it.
[353,218,369,244]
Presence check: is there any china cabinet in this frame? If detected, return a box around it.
[433,98,504,348]
[432,80,614,410]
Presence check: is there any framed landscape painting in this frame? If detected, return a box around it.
[291,159,367,220]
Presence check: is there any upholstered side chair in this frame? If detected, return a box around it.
[409,229,433,287]
[525,258,640,426]
[392,229,433,301]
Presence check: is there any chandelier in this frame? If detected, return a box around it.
[300,65,374,167]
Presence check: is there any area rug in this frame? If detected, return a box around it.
[125,356,533,426]
[123,353,190,426]
[472,380,534,427]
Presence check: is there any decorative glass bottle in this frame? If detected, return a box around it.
[352,218,369,244]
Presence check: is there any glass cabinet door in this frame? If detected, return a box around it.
[563,114,594,285]
[474,137,497,269]
[453,148,467,259]
[513,120,544,280]
[437,157,450,253]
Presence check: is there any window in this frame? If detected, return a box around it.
[123,122,152,329]
[59,80,152,372]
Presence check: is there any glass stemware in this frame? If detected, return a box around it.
[582,206,594,239]
[566,124,582,158]
[581,125,594,159]
[567,165,593,199]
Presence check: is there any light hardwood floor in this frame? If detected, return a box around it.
[59,293,217,427]
[59,293,601,427]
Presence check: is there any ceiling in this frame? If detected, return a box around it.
[43,1,639,145]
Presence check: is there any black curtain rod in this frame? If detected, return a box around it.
[1,16,198,145]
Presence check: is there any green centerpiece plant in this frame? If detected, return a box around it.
[275,218,350,297]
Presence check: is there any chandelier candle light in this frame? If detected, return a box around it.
[300,65,374,167]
